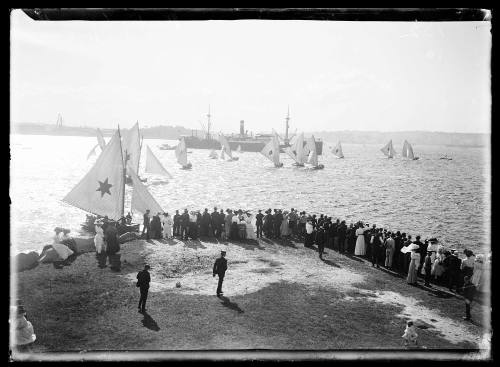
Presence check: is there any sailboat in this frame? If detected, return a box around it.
[440,154,452,160]
[381,140,396,158]
[219,147,225,160]
[332,141,344,158]
[145,145,173,180]
[284,132,306,166]
[63,129,163,234]
[305,135,324,169]
[236,145,243,154]
[122,122,148,184]
[175,137,192,169]
[260,135,283,167]
[208,149,218,159]
[86,128,108,159]
[402,140,419,160]
[218,133,239,161]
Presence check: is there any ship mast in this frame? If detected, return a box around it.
[284,106,290,145]
[206,105,211,139]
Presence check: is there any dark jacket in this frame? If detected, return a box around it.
[213,257,227,276]
[136,269,151,289]
[173,214,180,224]
[255,213,264,225]
[211,211,219,225]
[143,213,150,226]
[181,213,190,226]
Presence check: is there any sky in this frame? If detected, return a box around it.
[10,10,491,134]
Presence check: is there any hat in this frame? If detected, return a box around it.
[221,250,226,255]
[144,264,151,269]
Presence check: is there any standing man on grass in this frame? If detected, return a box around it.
[213,250,228,297]
[137,265,151,313]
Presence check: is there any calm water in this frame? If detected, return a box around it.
[10,134,490,255]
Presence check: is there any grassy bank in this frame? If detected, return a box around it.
[11,237,490,358]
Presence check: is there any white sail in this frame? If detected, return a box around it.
[129,167,163,215]
[63,130,125,220]
[406,141,415,160]
[87,144,99,160]
[220,147,225,160]
[402,140,409,158]
[381,140,395,158]
[272,136,281,166]
[237,145,242,153]
[260,137,281,166]
[175,137,188,166]
[284,146,298,162]
[333,141,344,158]
[122,122,141,173]
[96,128,106,150]
[306,135,319,166]
[218,133,233,159]
[145,146,173,178]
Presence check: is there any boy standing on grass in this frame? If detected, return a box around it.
[137,265,151,313]
[213,251,228,297]
[462,276,476,321]
[402,321,418,347]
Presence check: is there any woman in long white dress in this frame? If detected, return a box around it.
[162,213,173,239]
[407,249,420,285]
[354,224,366,256]
[471,254,484,288]
[245,213,257,240]
[94,225,105,254]
[281,211,290,237]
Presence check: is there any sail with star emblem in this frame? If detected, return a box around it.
[122,122,141,173]
[129,167,163,215]
[63,130,125,220]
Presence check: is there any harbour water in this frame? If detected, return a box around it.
[10,134,490,255]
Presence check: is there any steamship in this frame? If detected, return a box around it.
[180,108,323,155]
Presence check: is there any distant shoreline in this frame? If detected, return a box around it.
[11,123,488,147]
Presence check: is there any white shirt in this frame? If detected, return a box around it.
[306,222,313,234]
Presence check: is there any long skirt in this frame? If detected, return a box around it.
[354,236,366,256]
[163,224,172,238]
[407,259,418,284]
[281,220,290,237]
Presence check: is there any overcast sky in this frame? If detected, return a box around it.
[11,10,491,134]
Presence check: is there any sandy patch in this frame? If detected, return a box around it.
[122,238,364,296]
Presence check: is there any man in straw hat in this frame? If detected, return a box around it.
[213,250,228,297]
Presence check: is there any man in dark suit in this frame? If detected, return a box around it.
[180,209,190,240]
[201,208,211,237]
[338,220,347,253]
[274,209,283,239]
[173,210,180,237]
[136,264,151,313]
[211,207,219,238]
[444,249,462,292]
[213,251,228,297]
[142,209,151,239]
[414,235,426,276]
[316,226,326,259]
[255,210,264,238]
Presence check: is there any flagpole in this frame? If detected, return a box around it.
[117,125,126,219]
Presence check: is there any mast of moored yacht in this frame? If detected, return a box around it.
[118,125,126,218]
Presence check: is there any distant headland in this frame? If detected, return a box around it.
[11,122,488,147]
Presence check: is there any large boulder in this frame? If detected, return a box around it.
[119,232,139,244]
[73,237,96,253]
[15,252,40,272]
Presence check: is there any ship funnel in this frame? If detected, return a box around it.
[240,120,245,136]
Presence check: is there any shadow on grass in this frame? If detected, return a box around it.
[218,296,244,314]
[320,258,341,268]
[229,239,266,251]
[260,237,297,249]
[141,311,160,331]
[183,240,207,250]
[158,238,178,246]
[342,253,365,263]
